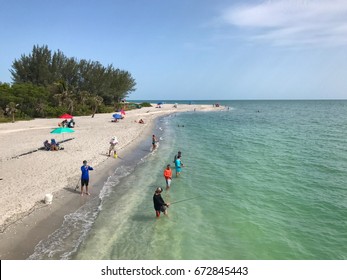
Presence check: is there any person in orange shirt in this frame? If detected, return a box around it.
[163,164,172,190]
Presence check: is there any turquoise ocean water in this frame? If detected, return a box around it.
[30,100,347,259]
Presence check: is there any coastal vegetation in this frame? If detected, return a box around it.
[0,45,136,122]
[139,102,152,107]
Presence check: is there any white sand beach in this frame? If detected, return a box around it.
[0,103,221,256]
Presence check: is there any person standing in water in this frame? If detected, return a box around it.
[153,187,169,218]
[163,164,172,190]
[174,155,184,177]
[152,134,158,151]
[173,151,182,164]
[80,160,94,196]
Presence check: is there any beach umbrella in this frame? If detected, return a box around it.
[157,102,163,105]
[50,127,75,141]
[112,113,122,119]
[51,127,75,134]
[59,113,73,119]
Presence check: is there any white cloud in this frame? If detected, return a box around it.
[220,0,347,47]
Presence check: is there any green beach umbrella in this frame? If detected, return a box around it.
[50,127,75,141]
[50,127,75,134]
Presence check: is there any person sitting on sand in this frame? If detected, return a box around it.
[58,119,68,127]
[67,118,75,128]
[43,140,51,151]
[153,187,170,218]
[50,139,59,151]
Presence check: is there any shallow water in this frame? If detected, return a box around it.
[31,101,347,259]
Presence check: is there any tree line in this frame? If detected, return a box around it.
[0,45,136,122]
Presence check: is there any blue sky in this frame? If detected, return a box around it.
[1,0,347,100]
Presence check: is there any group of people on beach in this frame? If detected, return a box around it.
[43,139,61,151]
[76,133,183,218]
[153,150,184,218]
[58,118,75,128]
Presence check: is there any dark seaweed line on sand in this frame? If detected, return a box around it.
[10,138,75,159]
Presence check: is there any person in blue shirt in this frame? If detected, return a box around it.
[173,151,182,164]
[50,138,59,151]
[80,160,94,196]
[175,155,184,177]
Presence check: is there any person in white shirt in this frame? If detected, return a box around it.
[108,136,118,157]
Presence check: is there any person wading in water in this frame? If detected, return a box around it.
[153,187,170,218]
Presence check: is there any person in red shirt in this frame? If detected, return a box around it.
[163,164,172,190]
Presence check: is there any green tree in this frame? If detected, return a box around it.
[8,44,137,117]
[100,68,136,106]
[0,84,20,118]
[88,95,103,118]
[5,102,19,122]
[50,50,67,82]
[11,45,53,86]
[0,82,11,91]
[111,69,136,103]
[51,80,75,114]
[11,83,50,118]
[78,90,91,106]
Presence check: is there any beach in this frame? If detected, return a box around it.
[2,100,346,260]
[0,103,221,259]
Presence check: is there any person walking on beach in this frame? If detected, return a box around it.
[80,160,93,196]
[174,155,184,177]
[108,136,118,157]
[152,134,158,151]
[163,164,172,190]
[153,187,170,218]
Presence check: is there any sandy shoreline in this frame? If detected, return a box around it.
[0,103,223,259]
